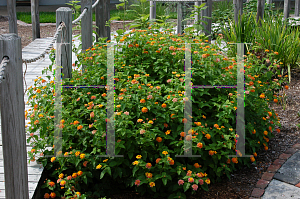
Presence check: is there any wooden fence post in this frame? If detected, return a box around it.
[7,0,18,34]
[96,0,111,42]
[284,0,290,19]
[177,2,183,35]
[56,7,73,79]
[256,0,265,26]
[81,0,93,73]
[295,0,300,17]
[267,0,273,9]
[0,33,29,199]
[234,0,243,24]
[201,0,212,41]
[150,1,156,21]
[31,0,40,40]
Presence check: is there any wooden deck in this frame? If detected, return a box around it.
[0,37,80,198]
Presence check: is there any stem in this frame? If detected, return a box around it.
[288,64,291,83]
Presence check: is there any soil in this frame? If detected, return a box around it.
[1,16,300,199]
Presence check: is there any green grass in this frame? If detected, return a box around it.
[17,12,57,23]
[16,4,177,24]
[16,11,97,24]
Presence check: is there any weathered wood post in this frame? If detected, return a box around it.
[150,1,157,21]
[234,0,243,24]
[256,0,265,26]
[295,0,300,17]
[81,0,93,73]
[267,0,273,9]
[56,7,73,79]
[284,0,290,19]
[31,0,40,40]
[201,0,212,41]
[0,33,29,199]
[177,2,183,34]
[7,0,18,34]
[96,0,111,42]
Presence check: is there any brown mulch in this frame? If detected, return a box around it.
[1,17,300,198]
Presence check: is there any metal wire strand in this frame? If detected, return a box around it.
[22,22,66,64]
[72,8,88,24]
[92,0,100,9]
[0,57,9,83]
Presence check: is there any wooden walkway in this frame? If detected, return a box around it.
[0,37,79,198]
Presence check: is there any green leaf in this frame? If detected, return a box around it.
[116,29,125,35]
[162,177,168,186]
[83,175,88,184]
[129,24,141,29]
[132,166,139,177]
[128,152,133,160]
[108,16,120,22]
[109,160,118,167]
[183,183,190,192]
[100,167,111,179]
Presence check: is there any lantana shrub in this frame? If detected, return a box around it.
[25,23,288,199]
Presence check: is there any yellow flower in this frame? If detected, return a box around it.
[75,151,80,157]
[103,159,108,162]
[162,151,168,155]
[59,173,64,179]
[132,161,139,165]
[149,182,155,187]
[96,164,102,169]
[136,155,142,159]
[80,153,85,159]
[205,178,210,184]
[148,120,153,124]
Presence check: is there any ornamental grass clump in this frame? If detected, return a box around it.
[25,22,288,198]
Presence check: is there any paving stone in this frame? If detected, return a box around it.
[274,151,300,185]
[256,179,270,189]
[262,179,300,199]
[251,188,265,197]
[279,153,292,160]
[273,159,286,165]
[293,143,300,149]
[267,165,281,173]
[262,172,275,181]
[285,148,297,154]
